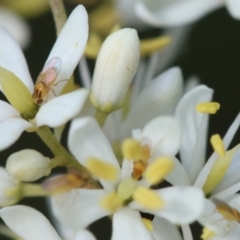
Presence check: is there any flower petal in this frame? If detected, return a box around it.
[0,205,61,240]
[135,0,224,27]
[176,85,213,175]
[68,117,120,190]
[133,186,205,225]
[141,116,181,157]
[36,89,89,127]
[164,157,191,186]
[0,100,20,122]
[51,189,108,230]
[122,67,183,137]
[45,5,88,97]
[0,118,32,151]
[226,0,240,19]
[152,217,182,240]
[0,28,33,92]
[112,208,152,240]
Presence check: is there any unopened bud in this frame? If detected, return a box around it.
[6,149,51,182]
[91,28,140,113]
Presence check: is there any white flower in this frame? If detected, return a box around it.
[0,167,19,207]
[50,116,205,240]
[0,5,89,151]
[198,196,240,240]
[134,0,240,27]
[0,7,30,49]
[164,84,240,200]
[0,205,96,240]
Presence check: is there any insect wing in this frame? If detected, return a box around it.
[41,57,62,85]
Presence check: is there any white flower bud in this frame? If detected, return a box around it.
[6,149,51,182]
[91,28,140,112]
[0,167,19,207]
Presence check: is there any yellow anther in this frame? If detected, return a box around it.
[203,144,240,194]
[144,157,174,185]
[210,134,225,157]
[142,218,153,231]
[117,178,137,201]
[121,139,142,161]
[86,158,118,181]
[196,102,220,114]
[201,227,215,240]
[140,36,171,57]
[198,102,220,114]
[100,192,123,213]
[133,187,164,210]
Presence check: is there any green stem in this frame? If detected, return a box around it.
[48,0,67,36]
[95,109,109,127]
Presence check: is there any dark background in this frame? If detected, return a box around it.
[1,2,240,240]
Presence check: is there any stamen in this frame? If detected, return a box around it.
[133,187,164,210]
[121,139,150,161]
[121,139,142,161]
[142,218,153,231]
[100,192,123,212]
[86,158,118,181]
[201,228,215,240]
[144,157,174,185]
[210,134,225,157]
[117,178,137,201]
[196,102,220,114]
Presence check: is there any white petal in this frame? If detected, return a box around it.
[122,67,183,136]
[135,0,224,27]
[36,89,89,127]
[155,186,205,224]
[0,118,32,151]
[133,186,205,225]
[142,116,181,157]
[0,100,20,121]
[0,8,30,49]
[0,28,33,92]
[152,217,182,240]
[0,205,61,240]
[176,85,213,174]
[51,189,108,230]
[112,208,152,240]
[165,157,191,186]
[68,117,120,190]
[45,5,88,97]
[181,225,193,240]
[228,194,240,211]
[226,0,240,19]
[74,230,97,240]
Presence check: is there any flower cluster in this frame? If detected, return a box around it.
[0,1,240,240]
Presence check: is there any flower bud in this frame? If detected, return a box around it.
[91,28,140,113]
[6,149,51,182]
[0,167,20,207]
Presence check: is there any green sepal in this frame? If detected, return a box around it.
[0,67,38,120]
